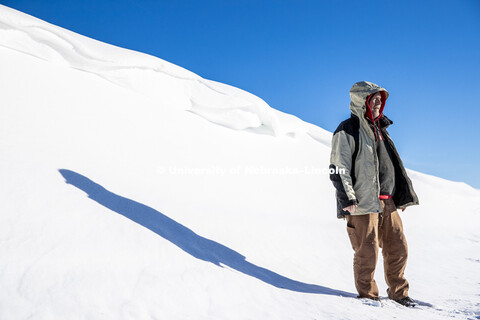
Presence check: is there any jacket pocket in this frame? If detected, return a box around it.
[346,225,359,251]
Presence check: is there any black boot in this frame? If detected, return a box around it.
[394,296,416,307]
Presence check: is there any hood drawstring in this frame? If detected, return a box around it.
[372,120,379,142]
[375,117,384,141]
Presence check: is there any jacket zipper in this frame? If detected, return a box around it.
[360,117,383,214]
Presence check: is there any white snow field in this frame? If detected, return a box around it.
[1,4,479,320]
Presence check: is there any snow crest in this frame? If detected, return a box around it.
[0,4,330,141]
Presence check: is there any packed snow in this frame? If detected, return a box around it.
[0,4,479,320]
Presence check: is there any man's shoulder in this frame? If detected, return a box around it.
[334,114,360,136]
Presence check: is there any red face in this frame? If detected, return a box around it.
[369,92,382,118]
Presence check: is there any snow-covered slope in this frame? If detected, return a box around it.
[0,4,330,143]
[1,5,479,320]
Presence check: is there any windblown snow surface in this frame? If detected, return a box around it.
[1,4,479,320]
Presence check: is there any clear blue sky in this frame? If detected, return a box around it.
[3,0,480,189]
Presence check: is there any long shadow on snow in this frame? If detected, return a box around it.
[59,169,355,297]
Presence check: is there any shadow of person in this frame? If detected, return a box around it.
[59,169,355,297]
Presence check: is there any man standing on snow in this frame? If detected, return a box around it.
[329,81,419,307]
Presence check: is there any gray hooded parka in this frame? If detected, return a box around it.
[329,81,419,219]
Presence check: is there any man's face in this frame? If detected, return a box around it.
[369,92,382,118]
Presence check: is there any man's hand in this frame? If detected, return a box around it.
[343,204,358,214]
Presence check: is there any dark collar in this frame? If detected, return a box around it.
[379,115,393,128]
[351,113,393,128]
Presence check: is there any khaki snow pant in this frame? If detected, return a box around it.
[345,198,409,300]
